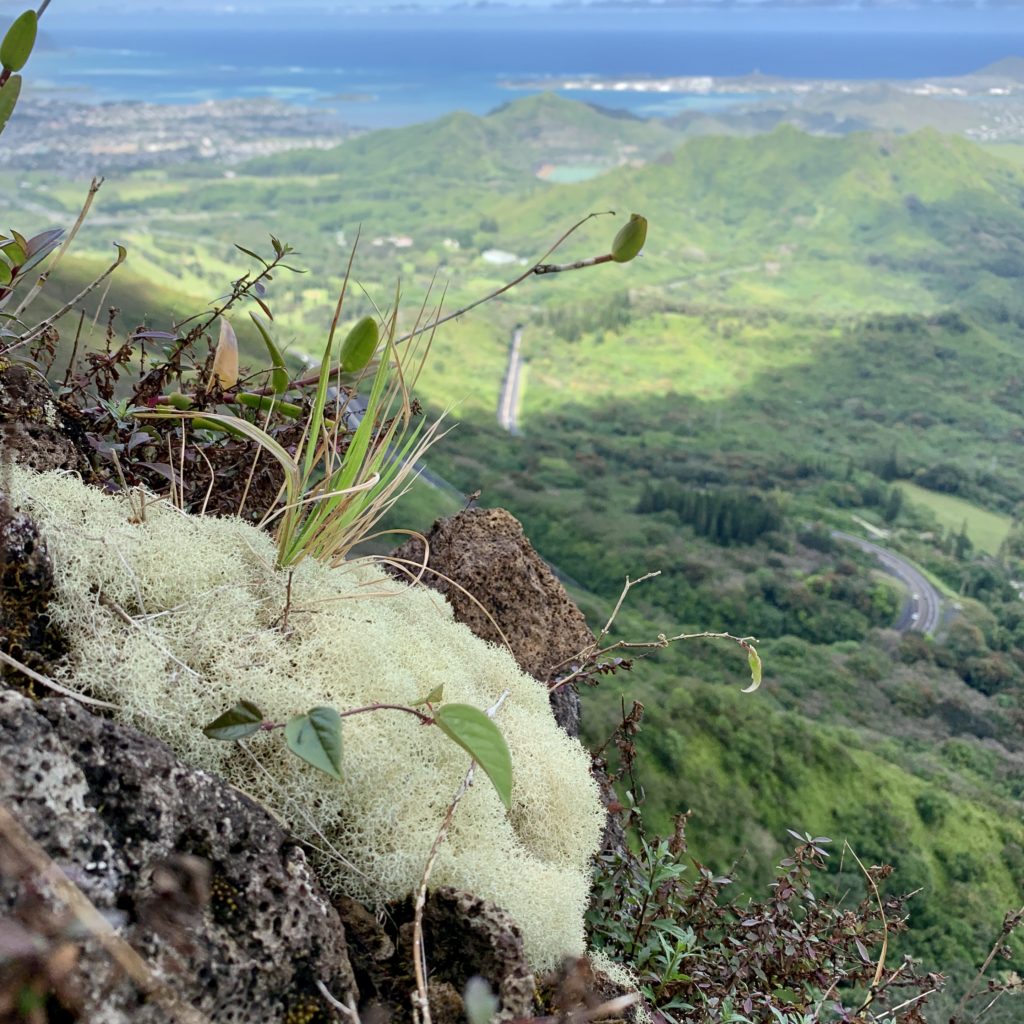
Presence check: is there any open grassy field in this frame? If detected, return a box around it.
[899,481,1014,555]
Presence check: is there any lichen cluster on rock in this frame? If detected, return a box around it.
[4,463,606,971]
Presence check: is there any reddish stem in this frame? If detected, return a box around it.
[338,703,434,725]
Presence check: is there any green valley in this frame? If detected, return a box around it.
[7,96,1024,999]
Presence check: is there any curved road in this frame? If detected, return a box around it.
[833,530,943,634]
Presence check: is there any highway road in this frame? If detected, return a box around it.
[497,327,524,436]
[833,530,943,634]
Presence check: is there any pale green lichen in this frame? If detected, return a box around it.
[8,464,605,970]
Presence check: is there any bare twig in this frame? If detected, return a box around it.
[316,979,360,1022]
[507,992,639,1024]
[0,805,213,1024]
[950,903,1024,1023]
[550,628,757,694]
[380,554,514,656]
[848,843,889,1015]
[11,177,105,320]
[3,242,128,357]
[284,211,615,395]
[411,688,511,1024]
[872,988,940,1021]
[0,648,119,710]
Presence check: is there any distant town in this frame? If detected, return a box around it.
[0,97,357,175]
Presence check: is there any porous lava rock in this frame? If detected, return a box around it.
[390,508,594,736]
[0,690,357,1024]
[0,361,91,475]
[337,886,535,1024]
[0,500,66,672]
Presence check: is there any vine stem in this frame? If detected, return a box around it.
[338,702,434,725]
[410,688,510,1024]
[259,703,436,731]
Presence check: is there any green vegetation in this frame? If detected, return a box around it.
[12,97,1024,1003]
[898,481,1013,556]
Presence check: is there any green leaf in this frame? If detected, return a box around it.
[610,213,648,264]
[339,316,380,372]
[0,74,21,136]
[285,706,344,781]
[0,237,26,267]
[434,703,512,809]
[203,700,265,741]
[412,684,444,707]
[742,645,762,693]
[250,312,289,394]
[0,11,37,73]
[234,242,269,266]
[0,260,11,287]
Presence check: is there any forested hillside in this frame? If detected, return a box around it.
[7,97,1024,990]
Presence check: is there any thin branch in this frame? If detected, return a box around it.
[380,554,514,657]
[507,993,639,1024]
[12,176,104,319]
[315,980,360,1022]
[951,903,1024,1023]
[534,253,614,274]
[849,842,890,1016]
[284,211,615,395]
[0,649,120,710]
[337,702,434,725]
[2,242,127,358]
[872,989,940,1022]
[0,805,213,1024]
[411,688,511,1024]
[550,628,757,694]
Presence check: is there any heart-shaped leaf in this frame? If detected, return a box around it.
[285,706,343,781]
[435,703,512,809]
[0,237,26,268]
[412,684,444,707]
[203,699,265,741]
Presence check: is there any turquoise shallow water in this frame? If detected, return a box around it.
[25,24,1024,128]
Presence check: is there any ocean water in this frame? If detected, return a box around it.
[27,24,1024,128]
